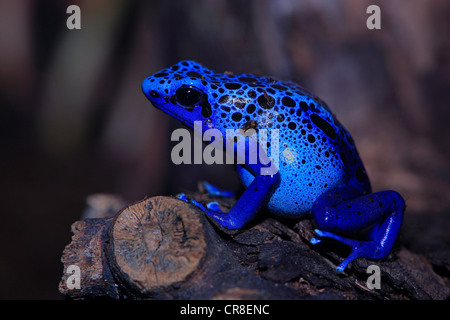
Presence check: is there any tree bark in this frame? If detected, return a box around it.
[59,191,450,300]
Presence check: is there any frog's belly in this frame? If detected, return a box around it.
[237,161,346,218]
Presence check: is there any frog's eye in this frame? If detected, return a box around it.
[175,85,203,108]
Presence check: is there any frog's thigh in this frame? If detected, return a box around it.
[312,188,405,234]
[312,188,405,272]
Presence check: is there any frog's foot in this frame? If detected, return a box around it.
[194,199,244,229]
[312,229,382,273]
[200,181,235,198]
[176,193,239,229]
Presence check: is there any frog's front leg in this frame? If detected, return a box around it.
[182,143,281,229]
[311,186,405,272]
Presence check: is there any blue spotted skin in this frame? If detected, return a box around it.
[142,60,406,272]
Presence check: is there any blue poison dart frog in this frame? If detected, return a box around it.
[142,60,406,272]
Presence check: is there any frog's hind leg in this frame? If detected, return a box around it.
[311,187,405,272]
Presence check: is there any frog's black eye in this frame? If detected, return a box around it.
[175,85,203,108]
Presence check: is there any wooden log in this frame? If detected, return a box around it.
[59,218,119,299]
[106,196,228,299]
[59,192,450,300]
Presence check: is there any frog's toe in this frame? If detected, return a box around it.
[201,181,235,198]
[187,198,209,211]
[176,193,188,201]
[206,201,221,211]
[336,242,381,273]
[336,251,360,273]
[176,195,211,213]
[314,229,360,247]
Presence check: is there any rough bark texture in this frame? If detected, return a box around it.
[59,191,450,300]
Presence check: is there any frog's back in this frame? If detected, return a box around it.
[145,61,371,217]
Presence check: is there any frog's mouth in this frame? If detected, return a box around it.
[151,99,202,129]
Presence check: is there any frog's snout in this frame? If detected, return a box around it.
[141,77,155,98]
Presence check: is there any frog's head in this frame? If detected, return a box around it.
[142,60,213,128]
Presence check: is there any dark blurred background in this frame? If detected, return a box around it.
[1,0,449,299]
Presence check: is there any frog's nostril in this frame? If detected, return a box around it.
[149,90,159,98]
